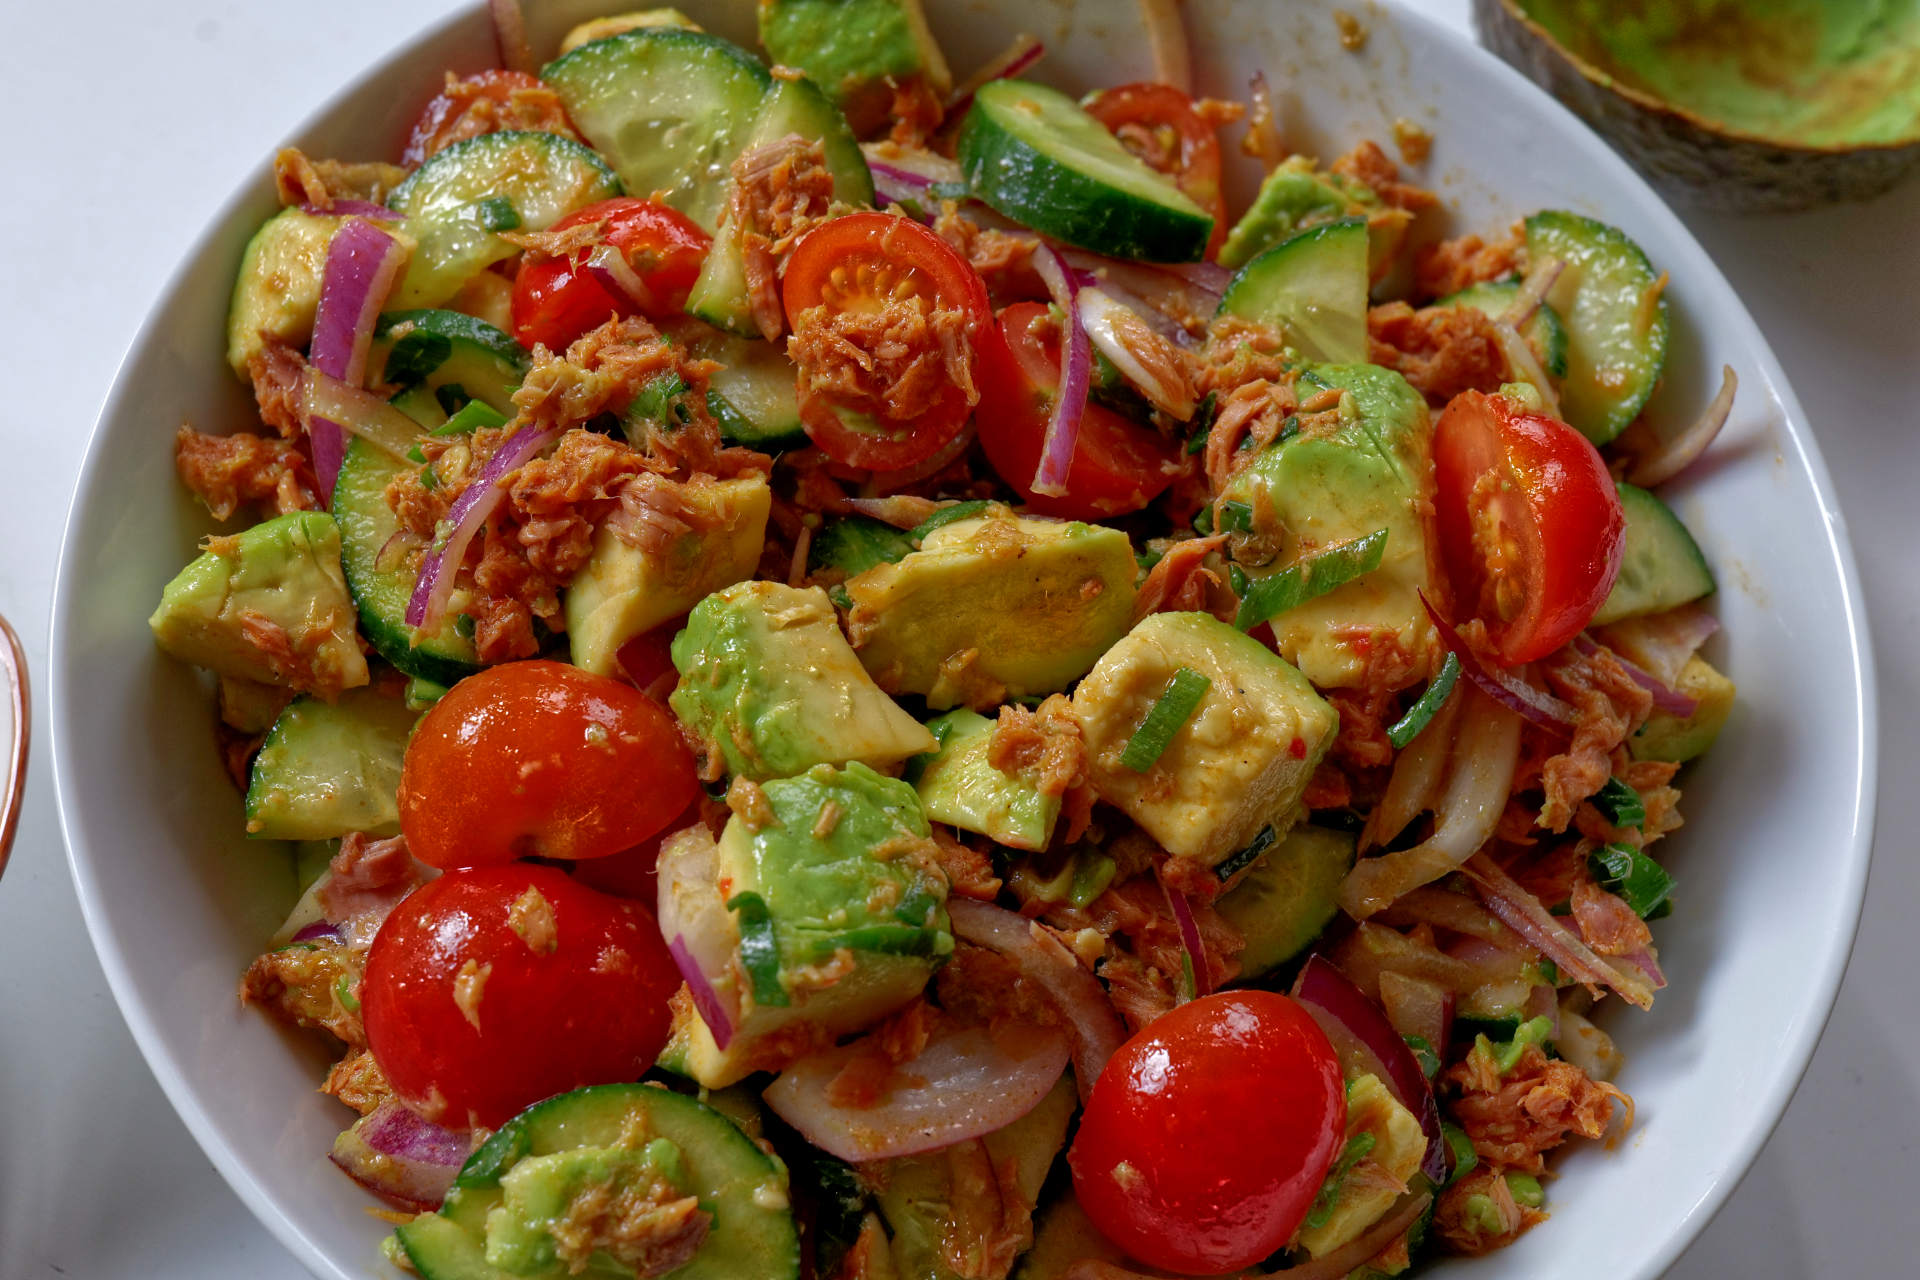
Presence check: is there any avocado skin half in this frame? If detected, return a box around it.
[1474,0,1920,212]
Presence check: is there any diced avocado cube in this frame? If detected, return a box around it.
[912,708,1059,851]
[560,7,702,55]
[226,207,341,374]
[1218,156,1411,283]
[663,763,951,1088]
[565,475,772,677]
[758,0,952,136]
[485,1139,691,1274]
[150,511,369,696]
[1296,1074,1428,1259]
[1073,612,1337,867]
[1221,363,1437,689]
[1631,654,1736,763]
[670,582,936,780]
[845,513,1138,709]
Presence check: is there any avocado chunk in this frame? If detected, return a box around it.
[245,688,417,839]
[670,581,936,779]
[1220,363,1437,689]
[845,513,1138,709]
[1073,612,1337,867]
[912,708,1059,852]
[758,0,952,137]
[1630,653,1736,763]
[1218,155,1413,284]
[150,511,369,697]
[486,1139,698,1275]
[1296,1074,1428,1259]
[565,475,772,677]
[226,207,341,374]
[660,763,952,1088]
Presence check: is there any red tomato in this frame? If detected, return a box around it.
[1431,390,1626,665]
[781,212,994,470]
[509,198,711,351]
[402,70,551,168]
[974,302,1182,520]
[363,864,679,1128]
[398,660,697,868]
[1069,991,1346,1275]
[568,802,702,902]
[1085,84,1229,261]
[613,620,681,699]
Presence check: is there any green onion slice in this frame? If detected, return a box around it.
[432,398,509,437]
[726,892,791,1008]
[1119,667,1211,772]
[1234,528,1388,630]
[1387,651,1461,748]
[1589,842,1674,920]
[1591,776,1646,829]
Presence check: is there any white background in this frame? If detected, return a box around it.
[1,2,1913,1276]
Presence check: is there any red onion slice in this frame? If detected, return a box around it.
[1294,956,1450,1188]
[1572,635,1698,716]
[489,0,533,73]
[764,1022,1071,1162]
[1029,245,1090,497]
[1076,287,1197,419]
[1594,602,1720,687]
[1463,853,1656,1011]
[655,826,741,1049]
[1491,318,1562,419]
[291,919,342,945]
[1422,594,1575,732]
[309,218,407,498]
[947,898,1126,1101]
[301,371,427,461]
[329,1101,469,1212]
[1264,1191,1434,1280]
[867,161,937,210]
[1628,364,1737,487]
[1160,872,1210,998]
[1498,255,1565,329]
[940,35,1046,129]
[585,244,660,315]
[405,424,560,632]
[1140,0,1193,94]
[669,937,737,1050]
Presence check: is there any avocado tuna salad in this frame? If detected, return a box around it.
[152,3,1743,1277]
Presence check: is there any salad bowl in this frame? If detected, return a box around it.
[50,1,1875,1278]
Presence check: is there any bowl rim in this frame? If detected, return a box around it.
[48,3,1879,1279]
[1487,0,1920,155]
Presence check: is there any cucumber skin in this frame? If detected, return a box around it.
[957,84,1212,264]
[1591,481,1715,626]
[1216,219,1370,365]
[385,131,621,219]
[1524,211,1669,445]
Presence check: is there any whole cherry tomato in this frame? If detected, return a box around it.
[398,660,697,868]
[363,864,679,1128]
[509,197,711,351]
[974,302,1182,520]
[781,212,995,471]
[1431,390,1626,665]
[1069,991,1347,1275]
[1085,83,1229,260]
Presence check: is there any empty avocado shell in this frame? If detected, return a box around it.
[1476,0,1920,212]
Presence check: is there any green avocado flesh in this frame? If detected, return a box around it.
[1519,0,1920,147]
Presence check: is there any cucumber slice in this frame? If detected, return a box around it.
[957,79,1213,263]
[1591,481,1715,626]
[1439,278,1570,380]
[386,131,622,309]
[1524,211,1670,444]
[543,28,774,234]
[1216,218,1369,364]
[681,329,807,447]
[332,438,483,684]
[396,1083,799,1280]
[1213,824,1355,978]
[686,73,875,335]
[372,310,530,423]
[244,689,416,840]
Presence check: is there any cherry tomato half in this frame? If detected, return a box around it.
[1069,991,1346,1275]
[398,660,697,869]
[1085,83,1229,261]
[363,864,680,1129]
[781,212,995,471]
[1431,390,1626,665]
[974,302,1182,520]
[509,197,711,352]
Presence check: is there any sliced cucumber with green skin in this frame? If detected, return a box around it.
[1214,824,1355,978]
[1440,278,1570,380]
[681,329,807,447]
[396,1083,799,1280]
[332,438,483,684]
[687,72,875,335]
[386,131,622,309]
[372,310,530,424]
[1217,218,1369,364]
[957,79,1213,263]
[1524,211,1670,444]
[1591,481,1715,626]
[543,29,773,234]
[245,689,416,840]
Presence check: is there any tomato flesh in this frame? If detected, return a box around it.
[974,302,1181,520]
[782,212,993,471]
[363,864,679,1129]
[1085,83,1228,261]
[398,660,697,869]
[509,197,711,352]
[1069,991,1346,1275]
[1432,390,1626,665]
[403,70,548,167]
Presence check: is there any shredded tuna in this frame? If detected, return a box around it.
[401,70,581,168]
[546,1172,711,1278]
[1326,687,1398,771]
[231,604,360,700]
[248,339,310,439]
[1415,231,1524,301]
[933,202,1039,300]
[1367,301,1509,405]
[1570,878,1653,957]
[1434,1165,1545,1255]
[939,1137,1036,1280]
[507,884,559,955]
[930,826,1004,901]
[323,1048,394,1116]
[317,833,423,949]
[175,426,318,521]
[1445,1042,1630,1175]
[274,147,408,208]
[1330,140,1438,214]
[935,945,1068,1036]
[241,939,364,1046]
[1537,646,1653,832]
[788,288,979,428]
[1048,875,1243,999]
[1101,952,1177,1032]
[1203,378,1298,489]
[987,696,1088,800]
[726,135,837,341]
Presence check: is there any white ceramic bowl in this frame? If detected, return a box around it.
[51,2,1876,1278]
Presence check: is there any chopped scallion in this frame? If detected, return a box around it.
[1234,528,1388,630]
[726,892,790,1008]
[1591,776,1646,829]
[1215,825,1276,881]
[909,499,994,541]
[1387,651,1461,748]
[1119,667,1211,772]
[472,195,522,232]
[334,973,360,1013]
[1589,842,1674,919]
[432,399,509,436]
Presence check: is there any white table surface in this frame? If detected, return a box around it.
[2,2,1912,1276]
